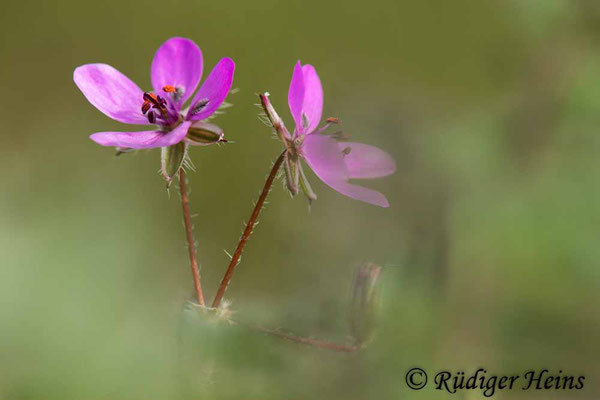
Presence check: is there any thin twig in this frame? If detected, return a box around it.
[211,151,286,308]
[186,303,360,353]
[179,168,205,306]
[253,325,359,352]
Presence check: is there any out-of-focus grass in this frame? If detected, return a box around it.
[1,0,599,398]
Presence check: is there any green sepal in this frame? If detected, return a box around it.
[284,156,299,196]
[115,147,135,156]
[298,162,317,203]
[161,141,188,188]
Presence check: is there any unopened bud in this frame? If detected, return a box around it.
[349,263,382,346]
[185,122,226,145]
[258,93,292,141]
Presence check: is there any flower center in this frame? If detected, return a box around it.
[140,85,185,125]
[284,136,303,160]
[141,92,168,124]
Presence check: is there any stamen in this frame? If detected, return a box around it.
[143,92,157,103]
[163,85,184,102]
[143,92,167,109]
[312,118,344,137]
[342,146,352,156]
[312,124,332,136]
[141,91,169,123]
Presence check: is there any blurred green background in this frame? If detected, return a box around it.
[1,0,599,398]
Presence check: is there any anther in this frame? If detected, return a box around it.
[163,85,184,102]
[143,92,166,109]
[326,117,340,124]
[141,91,168,122]
[143,92,157,103]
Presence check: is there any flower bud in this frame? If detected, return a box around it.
[259,93,292,142]
[349,263,382,346]
[185,121,226,145]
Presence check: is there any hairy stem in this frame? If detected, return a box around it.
[179,168,205,306]
[211,151,286,308]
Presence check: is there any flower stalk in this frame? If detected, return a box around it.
[211,151,286,308]
[179,168,205,306]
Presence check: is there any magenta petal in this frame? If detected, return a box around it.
[302,134,348,183]
[299,64,323,133]
[288,61,305,131]
[340,142,396,179]
[186,58,235,121]
[324,180,390,207]
[90,121,192,149]
[151,37,203,107]
[74,64,149,125]
[302,135,390,207]
[288,61,323,134]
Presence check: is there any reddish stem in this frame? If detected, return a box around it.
[179,168,205,306]
[211,151,286,308]
[255,326,359,352]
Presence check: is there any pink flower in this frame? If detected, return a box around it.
[260,62,395,207]
[74,37,235,149]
